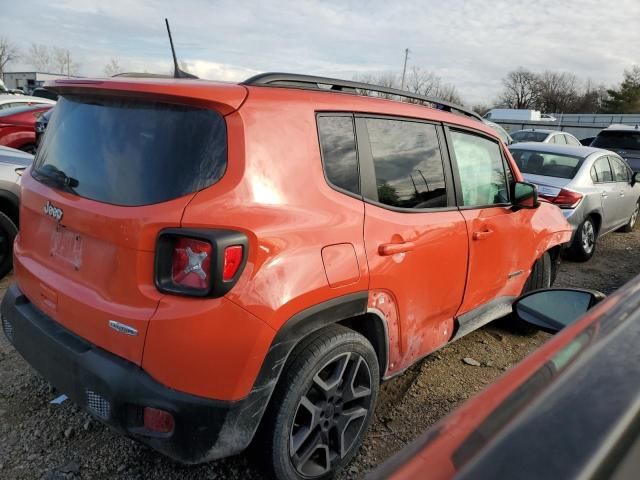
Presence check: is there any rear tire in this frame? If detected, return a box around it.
[620,201,639,233]
[261,324,379,480]
[0,211,17,279]
[505,252,552,335]
[522,251,552,293]
[567,216,597,262]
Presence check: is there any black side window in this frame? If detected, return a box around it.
[317,116,360,195]
[593,156,613,183]
[365,118,447,209]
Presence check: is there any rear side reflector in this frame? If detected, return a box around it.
[223,245,243,281]
[540,188,583,209]
[143,407,175,433]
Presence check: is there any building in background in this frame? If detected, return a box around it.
[1,72,81,94]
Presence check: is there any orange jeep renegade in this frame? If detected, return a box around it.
[1,73,572,479]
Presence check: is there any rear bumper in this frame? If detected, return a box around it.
[0,283,269,464]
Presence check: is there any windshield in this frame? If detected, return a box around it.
[33,95,227,206]
[511,131,549,142]
[510,149,583,179]
[592,130,640,151]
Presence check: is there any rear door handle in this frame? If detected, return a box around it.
[379,242,415,256]
[601,192,608,198]
[472,229,494,241]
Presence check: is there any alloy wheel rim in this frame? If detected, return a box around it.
[289,352,373,477]
[582,221,595,254]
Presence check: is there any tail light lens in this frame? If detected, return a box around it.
[539,188,583,209]
[155,229,248,297]
[171,238,212,289]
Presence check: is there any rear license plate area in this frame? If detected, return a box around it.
[50,226,83,270]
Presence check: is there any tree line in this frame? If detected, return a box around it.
[480,66,640,115]
[0,36,125,79]
[1,34,638,114]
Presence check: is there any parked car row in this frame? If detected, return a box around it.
[0,92,55,154]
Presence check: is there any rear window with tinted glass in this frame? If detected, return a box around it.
[592,130,640,151]
[511,131,549,142]
[33,95,227,206]
[510,149,583,179]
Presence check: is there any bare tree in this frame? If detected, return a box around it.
[0,37,19,76]
[52,47,79,76]
[404,67,463,104]
[354,68,463,104]
[472,103,491,116]
[103,58,123,77]
[26,44,52,72]
[574,80,608,113]
[353,71,398,98]
[436,84,463,105]
[405,67,441,97]
[537,71,579,113]
[499,67,540,109]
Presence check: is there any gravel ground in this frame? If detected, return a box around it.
[1,228,638,479]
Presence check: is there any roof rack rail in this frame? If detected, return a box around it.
[112,72,175,79]
[242,72,482,121]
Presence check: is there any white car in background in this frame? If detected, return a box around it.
[0,94,56,111]
[511,129,581,146]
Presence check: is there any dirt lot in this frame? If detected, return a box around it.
[1,228,639,479]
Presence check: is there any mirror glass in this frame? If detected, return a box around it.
[515,289,597,332]
[513,182,538,208]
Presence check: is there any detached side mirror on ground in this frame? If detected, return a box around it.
[514,288,605,333]
[512,181,539,209]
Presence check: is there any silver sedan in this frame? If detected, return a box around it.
[509,143,640,261]
[511,129,582,146]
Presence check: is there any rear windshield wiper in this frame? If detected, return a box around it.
[32,164,79,194]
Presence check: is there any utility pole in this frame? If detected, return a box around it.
[401,48,410,90]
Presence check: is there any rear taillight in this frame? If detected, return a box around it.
[171,237,212,290]
[539,188,583,209]
[155,229,248,297]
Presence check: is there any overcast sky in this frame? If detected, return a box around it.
[2,0,639,104]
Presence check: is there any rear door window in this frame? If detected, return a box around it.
[592,156,613,183]
[33,95,227,206]
[610,156,631,182]
[364,118,448,209]
[450,131,509,206]
[317,115,360,195]
[565,134,581,146]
